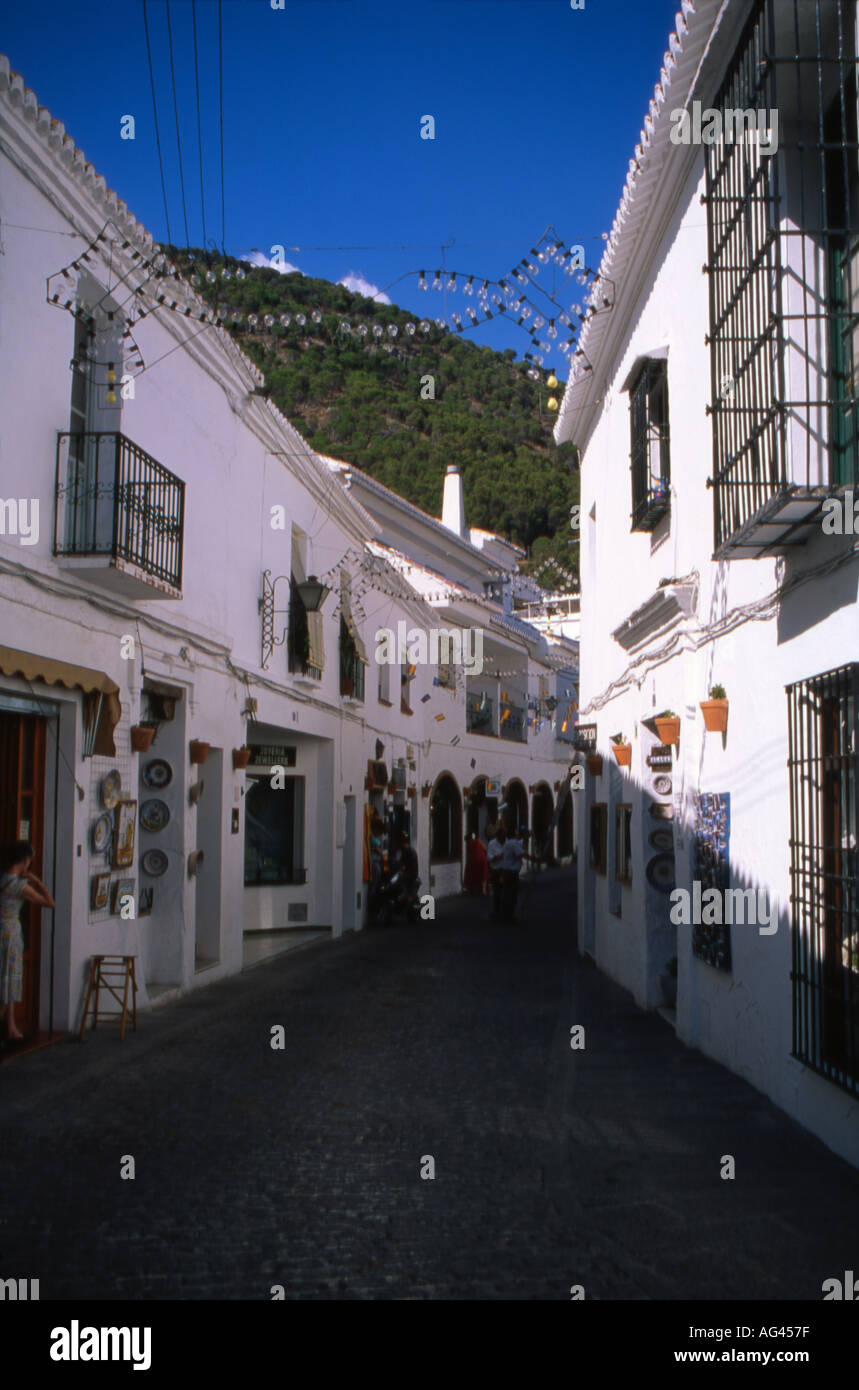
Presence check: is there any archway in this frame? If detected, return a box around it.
[430,773,462,863]
[532,782,555,860]
[503,779,528,835]
[465,777,498,842]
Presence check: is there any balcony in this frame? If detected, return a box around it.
[500,700,527,743]
[54,432,184,597]
[466,691,495,736]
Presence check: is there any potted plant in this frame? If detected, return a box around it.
[232,746,252,770]
[653,710,681,746]
[659,955,678,1008]
[189,739,210,765]
[586,753,603,776]
[131,721,158,753]
[700,684,729,733]
[610,733,632,767]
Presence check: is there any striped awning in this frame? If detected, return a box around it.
[0,646,121,756]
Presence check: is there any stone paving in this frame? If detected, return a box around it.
[1,868,856,1300]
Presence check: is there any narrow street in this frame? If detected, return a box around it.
[2,870,855,1301]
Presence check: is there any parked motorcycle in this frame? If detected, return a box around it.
[374,867,422,925]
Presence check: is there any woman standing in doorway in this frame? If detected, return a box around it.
[0,841,54,1041]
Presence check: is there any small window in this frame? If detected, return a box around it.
[615,804,632,884]
[589,803,607,875]
[400,655,413,714]
[378,655,391,704]
[339,617,365,701]
[629,360,670,531]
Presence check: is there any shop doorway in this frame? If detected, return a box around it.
[0,712,47,1039]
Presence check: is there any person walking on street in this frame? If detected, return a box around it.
[487,823,506,919]
[462,832,489,896]
[500,827,528,922]
[0,840,55,1041]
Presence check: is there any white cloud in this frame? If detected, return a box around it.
[243,250,302,275]
[337,271,391,304]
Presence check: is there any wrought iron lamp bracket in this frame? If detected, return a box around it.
[259,569,291,671]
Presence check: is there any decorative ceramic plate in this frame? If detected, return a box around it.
[141,849,168,877]
[646,854,676,892]
[101,769,122,810]
[653,774,673,797]
[91,813,113,854]
[140,799,170,832]
[649,828,674,852]
[142,758,173,790]
[649,802,675,820]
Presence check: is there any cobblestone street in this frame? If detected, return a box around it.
[2,869,856,1301]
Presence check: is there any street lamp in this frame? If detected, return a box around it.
[296,576,330,612]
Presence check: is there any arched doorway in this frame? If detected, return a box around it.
[503,779,528,835]
[557,789,574,860]
[430,773,462,863]
[465,777,498,842]
[532,782,554,861]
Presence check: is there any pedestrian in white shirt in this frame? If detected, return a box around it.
[500,828,528,921]
[487,823,506,920]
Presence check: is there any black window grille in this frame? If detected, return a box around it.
[787,662,859,1097]
[339,618,365,701]
[629,361,670,531]
[287,577,321,679]
[705,0,859,556]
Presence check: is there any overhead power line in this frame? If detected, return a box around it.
[218,0,226,253]
[165,0,190,246]
[191,0,207,248]
[142,0,172,245]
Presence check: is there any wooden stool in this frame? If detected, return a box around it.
[79,955,138,1041]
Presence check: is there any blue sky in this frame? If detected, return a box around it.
[4,0,681,364]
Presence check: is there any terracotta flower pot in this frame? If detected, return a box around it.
[611,743,632,767]
[586,754,603,776]
[654,716,680,746]
[189,740,210,765]
[700,699,729,734]
[232,747,252,770]
[131,725,156,753]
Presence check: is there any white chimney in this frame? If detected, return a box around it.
[441,464,467,539]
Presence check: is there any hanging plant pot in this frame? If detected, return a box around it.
[407,787,417,799]
[232,747,252,770]
[131,724,156,753]
[189,740,210,765]
[586,754,603,776]
[700,699,729,733]
[611,743,632,767]
[364,775,375,791]
[653,715,680,747]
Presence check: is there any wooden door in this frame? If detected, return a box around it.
[0,714,47,1037]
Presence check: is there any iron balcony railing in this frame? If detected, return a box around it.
[466,691,495,735]
[55,432,184,589]
[500,701,527,743]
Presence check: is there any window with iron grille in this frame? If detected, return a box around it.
[787,663,858,1097]
[615,804,633,884]
[629,361,670,531]
[705,0,859,557]
[339,617,365,701]
[287,577,321,680]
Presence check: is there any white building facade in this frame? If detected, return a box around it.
[0,55,578,1048]
[555,0,859,1167]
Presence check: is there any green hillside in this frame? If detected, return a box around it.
[168,249,580,589]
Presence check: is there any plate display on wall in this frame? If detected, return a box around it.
[646,854,676,892]
[142,758,173,790]
[653,774,673,797]
[91,813,113,854]
[140,799,170,832]
[101,770,122,809]
[648,828,674,852]
[649,802,675,820]
[141,849,168,877]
